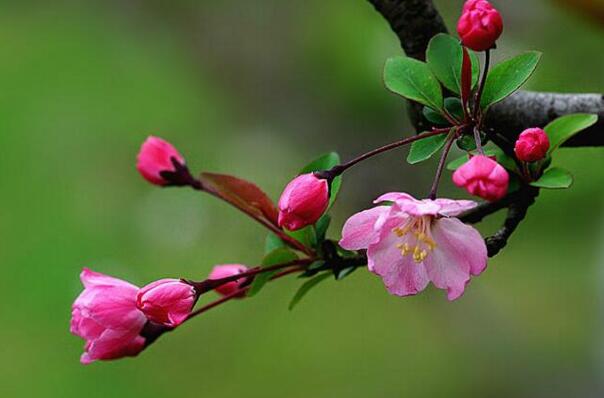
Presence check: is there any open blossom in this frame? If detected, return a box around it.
[208,264,249,296]
[514,128,550,162]
[70,268,147,364]
[457,0,503,51]
[278,173,329,231]
[136,279,196,327]
[453,155,509,201]
[136,136,186,186]
[340,193,487,301]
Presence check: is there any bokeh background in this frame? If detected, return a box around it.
[2,0,604,397]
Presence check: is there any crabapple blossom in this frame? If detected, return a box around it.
[452,155,509,201]
[457,0,503,51]
[278,173,329,231]
[70,268,147,364]
[340,193,487,301]
[136,136,186,186]
[136,279,196,327]
[514,128,550,162]
[208,264,249,296]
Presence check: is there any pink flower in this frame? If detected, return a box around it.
[136,136,186,186]
[136,279,196,327]
[340,193,487,301]
[514,128,550,162]
[457,0,503,51]
[70,268,147,364]
[452,155,509,201]
[278,173,329,231]
[208,264,249,296]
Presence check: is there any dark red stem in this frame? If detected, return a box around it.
[317,129,449,181]
[185,267,303,322]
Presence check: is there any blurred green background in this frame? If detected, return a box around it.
[2,0,604,397]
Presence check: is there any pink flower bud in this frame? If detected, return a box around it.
[136,279,196,327]
[70,268,147,364]
[136,136,186,186]
[452,155,509,202]
[208,264,249,297]
[514,128,550,162]
[457,0,503,51]
[277,173,329,231]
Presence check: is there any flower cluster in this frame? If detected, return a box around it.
[69,0,596,366]
[70,264,247,364]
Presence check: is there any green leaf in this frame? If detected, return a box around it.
[446,146,517,172]
[446,154,470,171]
[247,248,298,297]
[407,133,448,164]
[287,225,317,249]
[480,51,542,109]
[423,106,448,125]
[300,152,340,174]
[300,260,325,277]
[545,113,598,153]
[264,233,285,254]
[426,33,480,94]
[384,56,443,110]
[300,152,342,208]
[422,98,464,127]
[334,266,358,281]
[456,135,477,151]
[288,273,331,310]
[530,167,573,189]
[444,97,464,122]
[315,214,331,243]
[488,146,517,172]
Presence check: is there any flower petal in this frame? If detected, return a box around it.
[424,218,487,300]
[374,192,415,204]
[80,268,139,291]
[433,198,477,217]
[339,206,390,250]
[367,230,429,297]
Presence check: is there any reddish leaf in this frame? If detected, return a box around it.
[461,47,472,111]
[199,172,279,226]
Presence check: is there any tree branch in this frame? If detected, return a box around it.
[367,0,604,147]
[487,91,604,147]
[367,0,447,60]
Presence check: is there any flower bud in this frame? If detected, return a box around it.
[514,128,550,162]
[208,264,249,297]
[457,0,503,51]
[277,173,329,231]
[70,268,147,364]
[452,155,509,201]
[136,279,196,327]
[136,136,186,186]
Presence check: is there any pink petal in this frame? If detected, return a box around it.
[80,268,139,292]
[339,206,390,250]
[83,330,146,364]
[433,198,477,217]
[374,192,415,204]
[424,218,487,300]
[367,229,429,296]
[86,288,147,331]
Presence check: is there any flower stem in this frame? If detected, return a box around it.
[317,129,449,181]
[473,49,491,121]
[189,258,315,293]
[473,126,485,155]
[185,267,302,322]
[429,129,458,200]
